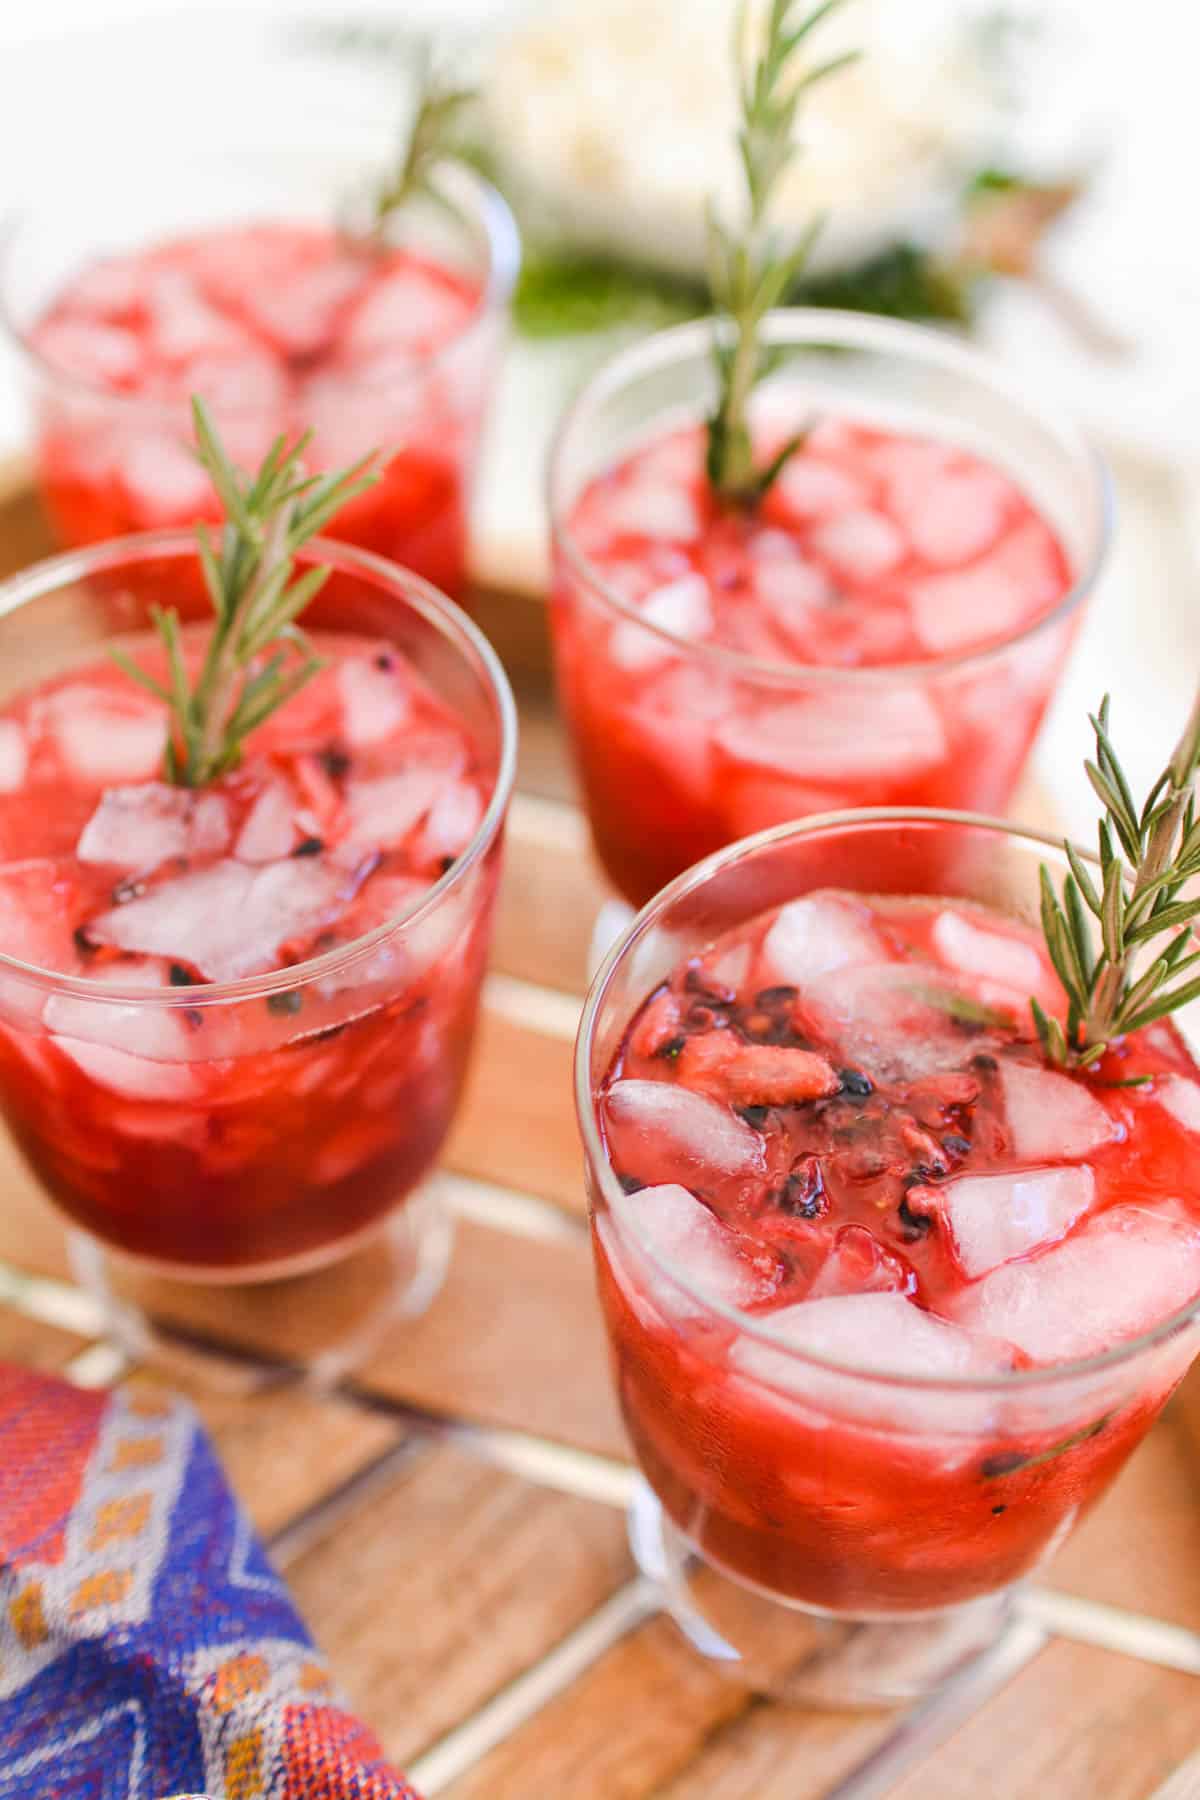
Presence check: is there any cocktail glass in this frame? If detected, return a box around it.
[0,531,516,1382]
[576,808,1200,1704]
[0,150,519,602]
[550,312,1110,912]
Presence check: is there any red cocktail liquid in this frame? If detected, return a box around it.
[554,419,1076,905]
[0,633,498,1274]
[28,225,487,597]
[596,889,1200,1611]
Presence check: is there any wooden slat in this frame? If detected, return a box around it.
[446,1009,585,1216]
[886,1640,1200,1800]
[1049,1414,1200,1629]
[656,1702,897,1800]
[358,1216,624,1458]
[285,1438,632,1768]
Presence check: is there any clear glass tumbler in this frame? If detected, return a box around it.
[0,532,516,1383]
[550,312,1110,911]
[576,808,1200,1704]
[1,148,519,603]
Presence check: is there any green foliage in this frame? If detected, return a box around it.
[112,398,378,789]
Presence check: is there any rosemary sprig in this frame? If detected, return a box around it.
[705,0,857,506]
[1034,691,1200,1067]
[112,397,378,789]
[352,50,475,246]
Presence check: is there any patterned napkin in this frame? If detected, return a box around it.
[0,1363,422,1800]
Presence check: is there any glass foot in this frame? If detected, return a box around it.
[628,1478,1016,1708]
[588,898,637,981]
[66,1177,455,1393]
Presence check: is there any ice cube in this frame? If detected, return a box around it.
[46,687,166,786]
[596,481,702,542]
[731,1292,1010,1421]
[605,1181,776,1319]
[118,434,214,524]
[751,551,833,619]
[999,1061,1117,1163]
[240,256,365,357]
[0,722,27,793]
[146,269,250,363]
[1154,1074,1200,1136]
[761,893,882,986]
[31,318,142,387]
[0,859,78,972]
[338,657,413,749]
[53,1036,202,1102]
[807,1225,911,1297]
[949,1204,1200,1362]
[931,909,1045,995]
[343,769,446,849]
[906,520,1065,656]
[234,783,297,863]
[603,1077,765,1185]
[67,254,145,316]
[46,955,198,1075]
[77,783,230,870]
[715,684,947,786]
[943,1166,1095,1280]
[809,508,906,583]
[180,348,288,416]
[774,456,868,519]
[891,467,1012,567]
[415,778,484,865]
[88,857,351,981]
[609,574,713,673]
[798,962,994,1084]
[344,264,474,356]
[622,662,732,806]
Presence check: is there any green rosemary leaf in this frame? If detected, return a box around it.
[982,1411,1114,1479]
[1085,760,1140,862]
[1062,873,1095,985]
[1100,854,1125,964]
[1064,839,1102,918]
[1121,972,1200,1036]
[1124,895,1200,946]
[108,397,379,789]
[705,0,856,504]
[107,646,171,707]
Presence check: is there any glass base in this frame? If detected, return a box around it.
[66,1177,454,1393]
[628,1479,1016,1708]
[588,898,637,981]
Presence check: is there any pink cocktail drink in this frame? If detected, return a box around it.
[0,534,514,1284]
[578,812,1200,1700]
[551,315,1109,907]
[3,163,517,601]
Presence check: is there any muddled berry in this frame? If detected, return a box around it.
[111,877,144,905]
[898,1193,934,1239]
[775,1156,826,1219]
[736,1104,770,1129]
[942,1133,972,1158]
[293,835,324,857]
[971,1052,998,1073]
[267,990,304,1017]
[654,1035,686,1061]
[374,651,396,672]
[838,1068,873,1099]
[618,1174,646,1194]
[168,962,196,986]
[755,985,799,1009]
[439,855,457,875]
[684,963,734,1005]
[320,745,352,779]
[991,1504,1007,1515]
[980,1450,1027,1479]
[73,924,96,954]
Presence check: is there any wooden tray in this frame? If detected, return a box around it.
[1,472,1199,1800]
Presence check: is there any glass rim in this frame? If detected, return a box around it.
[0,527,518,1005]
[575,804,1200,1393]
[548,309,1113,688]
[0,158,521,421]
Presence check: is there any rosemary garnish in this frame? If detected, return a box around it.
[981,1410,1113,1480]
[705,0,857,506]
[112,397,378,789]
[351,51,475,247]
[1034,692,1200,1067]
